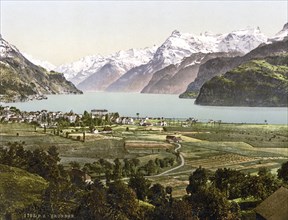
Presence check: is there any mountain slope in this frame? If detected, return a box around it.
[76,48,156,91]
[0,164,48,215]
[0,36,82,102]
[180,38,288,98]
[195,54,288,107]
[141,52,241,94]
[55,54,106,85]
[23,53,56,71]
[77,62,124,91]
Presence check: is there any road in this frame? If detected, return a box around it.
[106,143,185,184]
[151,143,185,177]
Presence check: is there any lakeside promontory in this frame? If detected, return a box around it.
[195,53,288,107]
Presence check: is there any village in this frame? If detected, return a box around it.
[0,105,199,130]
[0,105,187,144]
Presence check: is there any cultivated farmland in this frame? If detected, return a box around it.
[0,122,287,197]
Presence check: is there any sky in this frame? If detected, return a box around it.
[1,0,287,66]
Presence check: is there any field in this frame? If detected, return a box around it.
[0,122,287,197]
[0,123,127,164]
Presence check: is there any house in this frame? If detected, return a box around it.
[65,114,77,123]
[102,126,113,134]
[70,169,93,185]
[166,135,182,143]
[91,109,108,116]
[122,117,134,125]
[8,115,22,123]
[156,121,167,126]
[115,117,122,124]
[255,187,288,220]
[139,119,152,126]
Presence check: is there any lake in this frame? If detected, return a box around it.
[4,92,288,124]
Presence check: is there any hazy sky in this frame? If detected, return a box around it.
[1,0,287,66]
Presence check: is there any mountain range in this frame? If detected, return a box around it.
[54,26,279,94]
[0,35,82,103]
[3,23,287,106]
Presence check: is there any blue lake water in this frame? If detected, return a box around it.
[4,92,288,124]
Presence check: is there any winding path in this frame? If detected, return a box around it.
[106,143,185,184]
[151,143,185,177]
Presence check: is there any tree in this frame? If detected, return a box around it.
[128,174,151,201]
[186,166,210,194]
[27,148,48,178]
[278,161,288,183]
[113,158,122,180]
[145,160,158,176]
[257,168,280,199]
[88,161,104,177]
[107,181,140,219]
[89,124,95,133]
[123,159,132,177]
[69,161,81,169]
[47,146,60,163]
[75,186,109,219]
[241,169,280,200]
[165,186,173,196]
[0,142,29,169]
[153,199,196,220]
[83,132,86,142]
[188,187,231,220]
[212,168,245,199]
[147,183,166,207]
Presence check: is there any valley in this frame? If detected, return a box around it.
[1,1,288,219]
[1,105,287,219]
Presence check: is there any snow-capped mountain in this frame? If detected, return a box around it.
[55,55,106,85]
[0,34,22,59]
[77,48,157,91]
[218,27,267,53]
[23,24,284,94]
[269,23,288,42]
[106,27,267,93]
[56,47,156,86]
[152,30,218,67]
[153,27,267,67]
[23,53,56,71]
